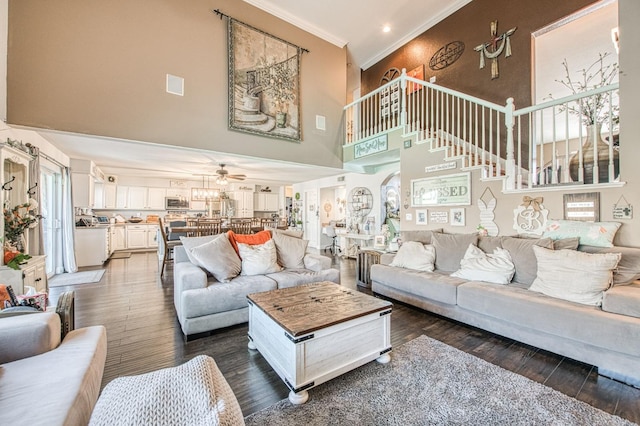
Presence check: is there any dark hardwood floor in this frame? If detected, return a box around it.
[48,251,640,422]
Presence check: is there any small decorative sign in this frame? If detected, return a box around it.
[354,134,388,159]
[450,208,465,226]
[416,209,428,225]
[425,162,457,173]
[563,192,600,222]
[411,172,471,206]
[430,211,449,224]
[613,195,633,220]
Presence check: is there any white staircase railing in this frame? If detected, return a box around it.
[344,69,620,191]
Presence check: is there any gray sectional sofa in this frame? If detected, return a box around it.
[370,230,640,387]
[174,231,340,338]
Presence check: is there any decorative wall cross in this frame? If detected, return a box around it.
[474,21,517,79]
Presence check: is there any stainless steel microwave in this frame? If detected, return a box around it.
[165,196,190,210]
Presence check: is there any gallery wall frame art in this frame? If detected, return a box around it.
[227,18,302,142]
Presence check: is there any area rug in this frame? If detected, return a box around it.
[244,335,634,425]
[109,252,132,259]
[48,269,105,287]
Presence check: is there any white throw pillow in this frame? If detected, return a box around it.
[188,234,241,282]
[390,241,435,272]
[451,244,515,284]
[271,231,308,269]
[529,245,621,306]
[238,239,282,276]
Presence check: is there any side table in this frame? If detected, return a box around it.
[356,250,382,288]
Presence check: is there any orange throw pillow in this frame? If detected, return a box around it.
[228,230,272,256]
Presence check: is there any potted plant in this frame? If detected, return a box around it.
[553,52,619,183]
[3,199,41,268]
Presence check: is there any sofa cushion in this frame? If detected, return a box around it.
[431,233,478,272]
[501,236,553,286]
[271,228,304,239]
[180,235,217,268]
[451,244,515,285]
[529,246,620,306]
[552,237,580,250]
[457,281,640,356]
[399,229,443,244]
[543,219,621,248]
[390,241,435,272]
[188,234,241,283]
[238,240,282,276]
[181,275,276,318]
[267,269,340,289]
[579,245,640,286]
[370,264,466,305]
[271,231,308,269]
[478,236,503,254]
[602,284,640,319]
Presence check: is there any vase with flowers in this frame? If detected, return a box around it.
[552,52,619,184]
[4,199,41,256]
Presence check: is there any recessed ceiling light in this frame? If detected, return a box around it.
[383,25,391,33]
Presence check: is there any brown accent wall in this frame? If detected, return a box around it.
[362,0,598,109]
[7,0,346,169]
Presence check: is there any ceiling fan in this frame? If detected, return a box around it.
[215,164,246,184]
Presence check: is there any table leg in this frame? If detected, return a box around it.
[288,390,309,405]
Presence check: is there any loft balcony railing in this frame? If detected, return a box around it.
[344,69,620,191]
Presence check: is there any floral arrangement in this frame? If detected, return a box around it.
[4,199,41,251]
[552,52,619,126]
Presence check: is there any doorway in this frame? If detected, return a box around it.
[304,189,318,248]
[40,161,64,276]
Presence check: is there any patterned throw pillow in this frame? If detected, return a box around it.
[543,220,621,248]
[227,230,271,256]
[390,241,436,272]
[451,244,515,284]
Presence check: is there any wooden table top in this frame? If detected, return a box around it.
[247,282,392,337]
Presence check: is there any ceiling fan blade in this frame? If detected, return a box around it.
[228,175,246,181]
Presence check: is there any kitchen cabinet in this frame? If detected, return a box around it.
[103,184,117,209]
[116,185,129,209]
[147,224,159,248]
[147,188,166,209]
[110,225,127,252]
[232,191,254,217]
[72,173,95,208]
[0,255,47,295]
[127,186,147,210]
[75,227,109,267]
[114,186,165,210]
[254,193,279,211]
[126,224,158,249]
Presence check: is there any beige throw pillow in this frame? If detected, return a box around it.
[238,240,282,276]
[451,244,515,284]
[390,241,435,272]
[188,234,241,283]
[529,245,621,306]
[271,231,308,269]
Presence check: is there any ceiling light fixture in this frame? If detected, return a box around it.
[383,25,391,33]
[216,175,228,186]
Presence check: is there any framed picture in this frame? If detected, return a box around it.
[407,64,425,94]
[374,235,386,248]
[563,192,600,222]
[411,172,471,207]
[416,209,428,225]
[228,19,301,142]
[450,208,465,226]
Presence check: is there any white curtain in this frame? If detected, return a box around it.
[61,167,78,273]
[28,145,44,255]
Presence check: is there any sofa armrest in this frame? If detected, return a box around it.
[174,261,209,292]
[380,253,396,265]
[174,245,190,264]
[303,253,331,272]
[0,312,61,364]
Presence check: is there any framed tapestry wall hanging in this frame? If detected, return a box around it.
[227,18,302,142]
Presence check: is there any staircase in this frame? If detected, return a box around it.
[344,69,621,192]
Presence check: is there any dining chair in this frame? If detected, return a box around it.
[261,218,278,230]
[229,220,252,234]
[250,217,261,227]
[185,218,199,237]
[196,219,222,236]
[158,218,183,277]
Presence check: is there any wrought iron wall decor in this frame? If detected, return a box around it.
[429,41,465,71]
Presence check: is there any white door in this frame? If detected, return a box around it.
[304,189,319,248]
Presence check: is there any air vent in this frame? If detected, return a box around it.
[166,74,184,96]
[337,176,345,182]
[107,175,118,184]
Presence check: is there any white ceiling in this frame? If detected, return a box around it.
[31,1,472,186]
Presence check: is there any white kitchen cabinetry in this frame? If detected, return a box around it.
[75,227,109,267]
[147,224,159,248]
[232,191,254,217]
[110,225,127,252]
[126,225,148,249]
[147,188,166,209]
[103,184,117,209]
[127,186,147,210]
[116,186,129,209]
[254,193,279,211]
[72,173,95,208]
[0,255,47,295]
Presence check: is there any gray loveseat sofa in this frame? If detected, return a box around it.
[370,230,640,387]
[174,230,340,338]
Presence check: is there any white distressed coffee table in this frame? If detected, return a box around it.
[247,281,392,404]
